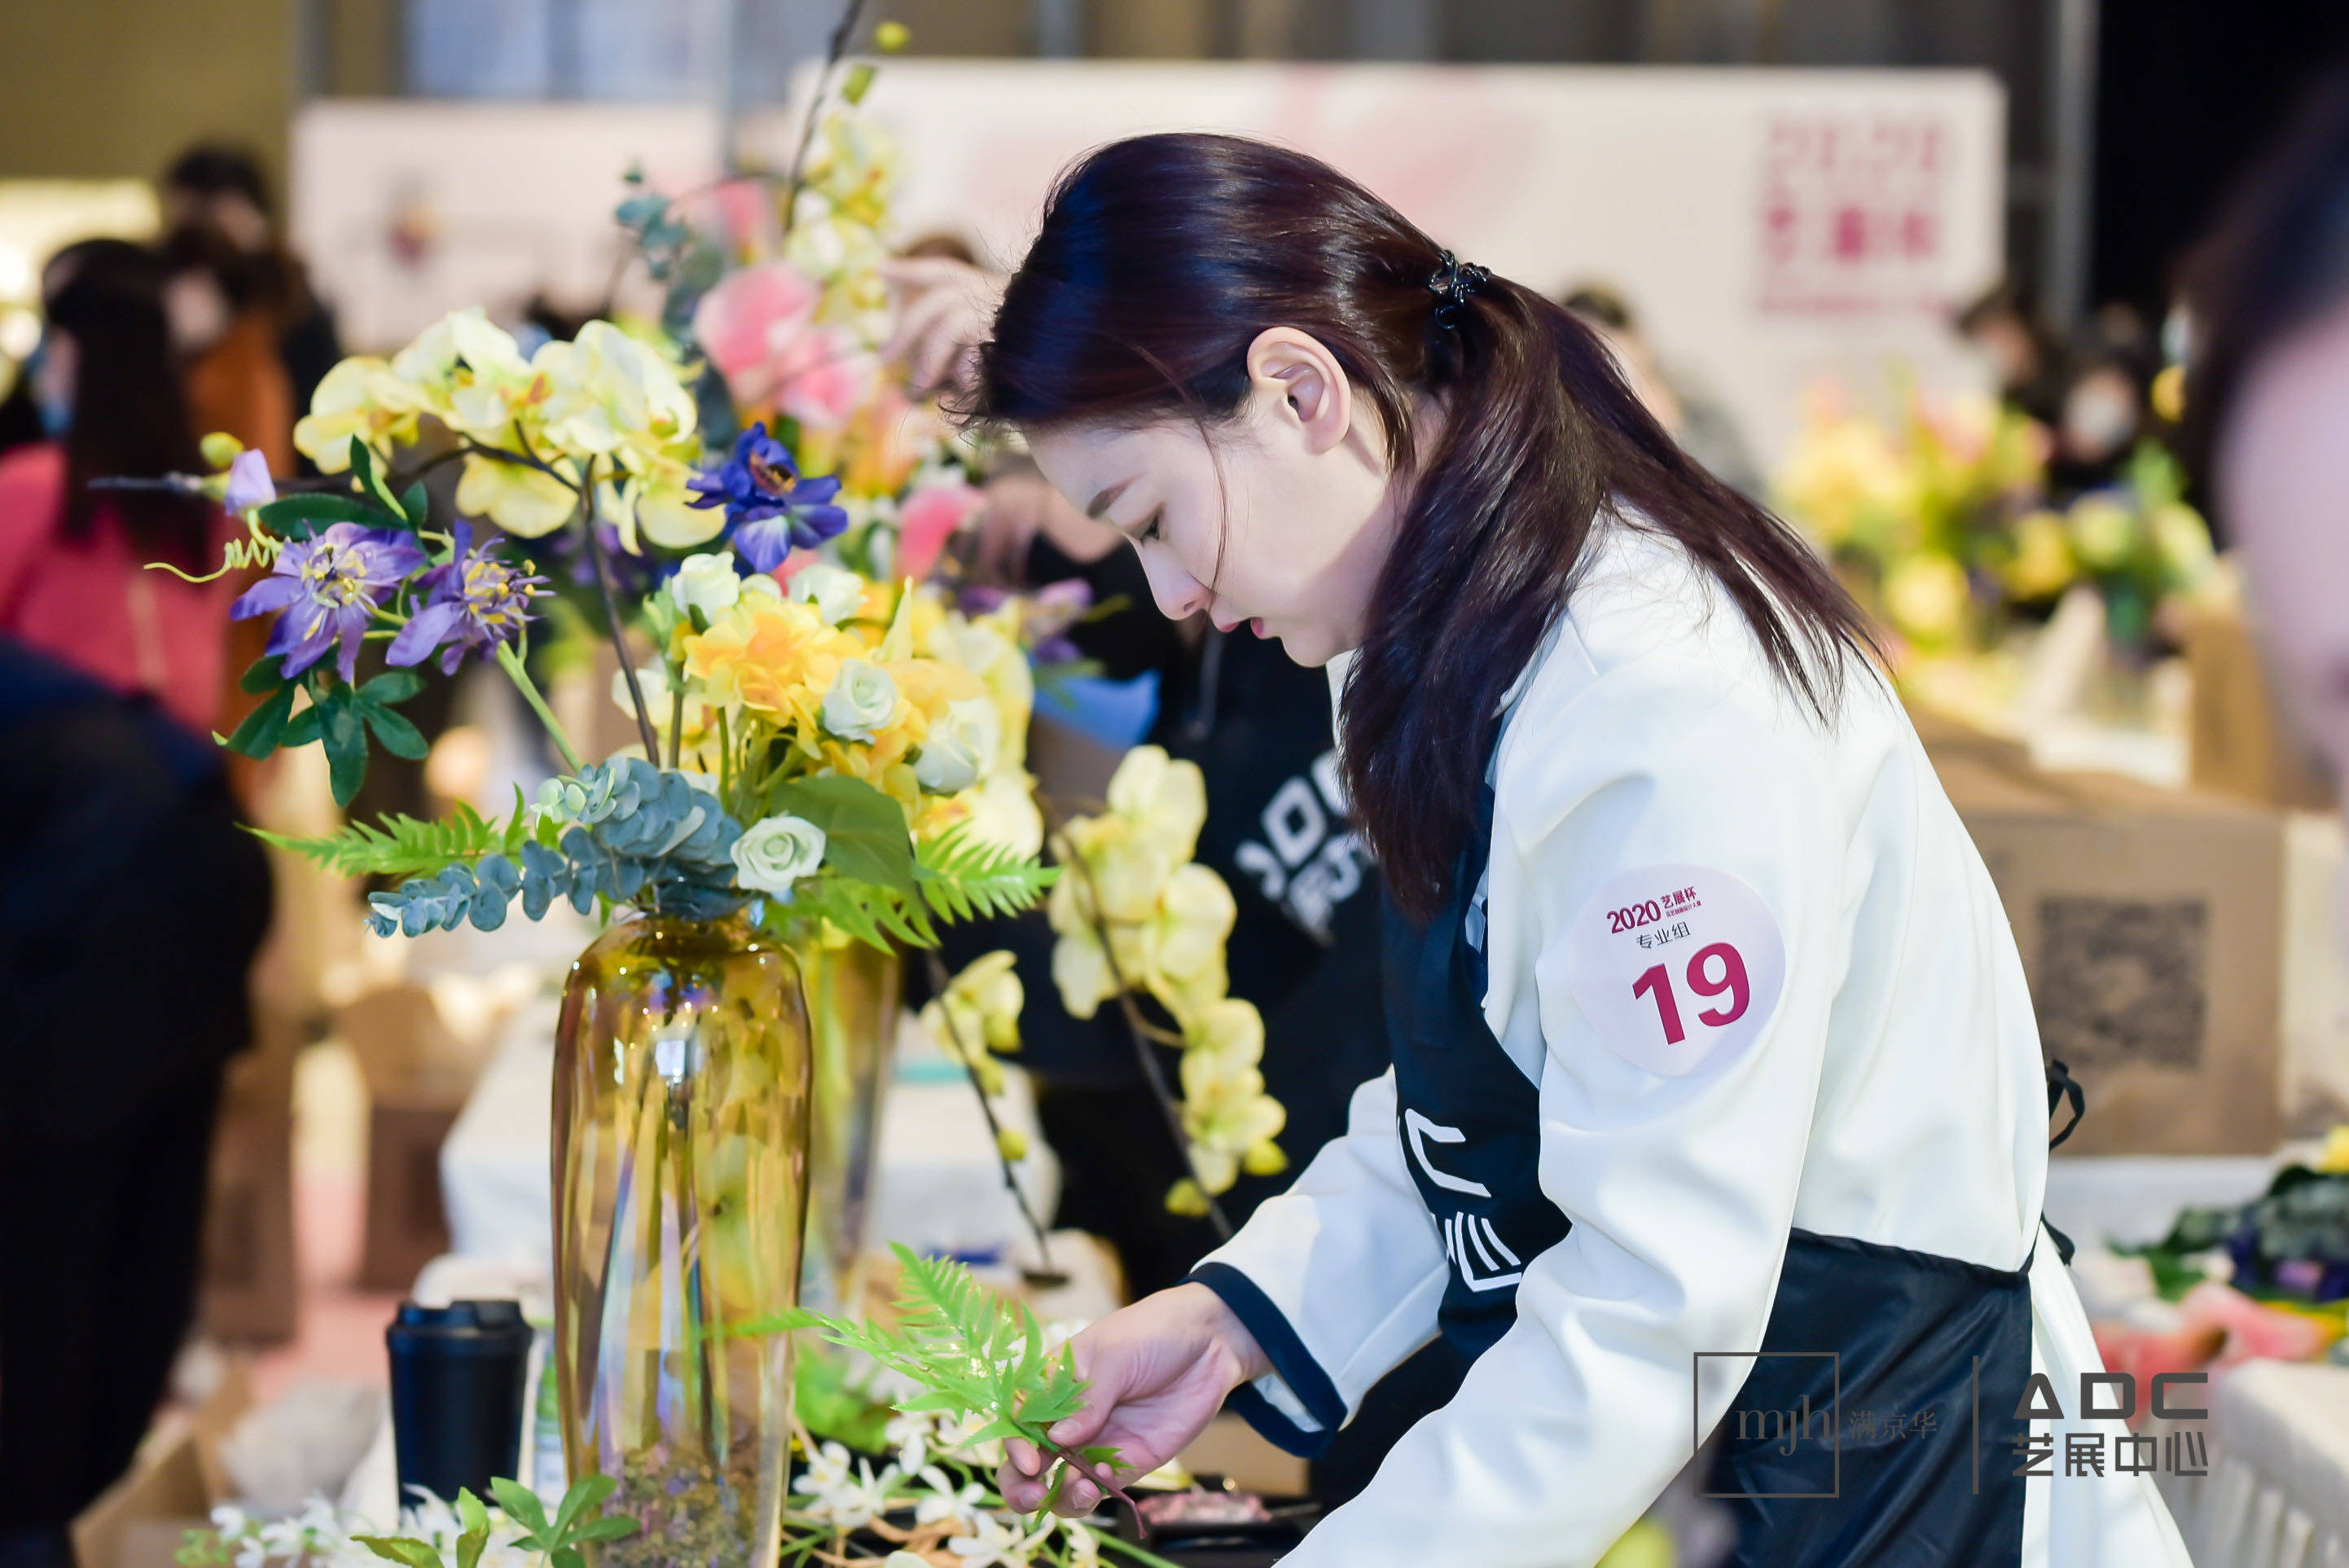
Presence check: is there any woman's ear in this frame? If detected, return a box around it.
[1245,327,1353,455]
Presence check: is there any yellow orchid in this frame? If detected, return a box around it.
[1107,745,1208,863]
[292,356,426,472]
[454,452,578,538]
[921,949,1023,1059]
[535,320,698,462]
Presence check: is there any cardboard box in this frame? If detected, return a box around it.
[360,1087,463,1291]
[2188,605,2335,810]
[200,1014,300,1344]
[1904,699,2033,774]
[71,1358,250,1568]
[1935,756,2285,1155]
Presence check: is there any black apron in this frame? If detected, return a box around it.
[1380,763,2083,1566]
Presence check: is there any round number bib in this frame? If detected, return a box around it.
[1562,863,1785,1077]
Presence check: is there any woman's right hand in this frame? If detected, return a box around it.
[998,1281,1271,1517]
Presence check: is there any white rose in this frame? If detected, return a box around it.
[913,697,999,795]
[731,813,827,894]
[820,659,898,743]
[790,560,866,624]
[740,571,784,599]
[668,551,742,620]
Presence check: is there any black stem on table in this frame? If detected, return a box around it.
[922,951,1057,1277]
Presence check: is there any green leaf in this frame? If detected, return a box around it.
[569,1517,640,1544]
[318,689,370,806]
[1080,1444,1121,1466]
[362,670,426,705]
[223,682,296,759]
[364,704,430,760]
[768,774,919,896]
[488,1477,550,1539]
[239,656,285,695]
[281,704,322,749]
[399,481,429,529]
[841,61,876,103]
[915,826,1057,925]
[256,492,387,537]
[348,437,414,525]
[550,1549,584,1568]
[549,1472,617,1545]
[351,1537,445,1568]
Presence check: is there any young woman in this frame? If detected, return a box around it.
[970,134,2191,1567]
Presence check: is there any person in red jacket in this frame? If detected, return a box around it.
[0,239,235,740]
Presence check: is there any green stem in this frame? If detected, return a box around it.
[495,640,585,773]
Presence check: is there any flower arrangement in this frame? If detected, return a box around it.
[1999,441,2218,648]
[1046,748,1286,1223]
[181,284,1051,951]
[1774,381,2219,665]
[1773,380,2049,652]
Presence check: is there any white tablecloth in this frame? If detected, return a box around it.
[438,1001,1061,1270]
[2161,1362,2349,1568]
[2044,1153,2294,1250]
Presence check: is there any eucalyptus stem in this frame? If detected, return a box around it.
[494,640,584,773]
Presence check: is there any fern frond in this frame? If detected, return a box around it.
[253,792,529,879]
[784,875,936,952]
[915,828,1057,925]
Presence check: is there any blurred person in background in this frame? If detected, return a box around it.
[2188,65,2349,800]
[1957,279,2063,424]
[160,223,293,476]
[0,240,271,1568]
[1559,284,1762,497]
[161,143,340,463]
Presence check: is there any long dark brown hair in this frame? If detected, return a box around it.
[973,134,1877,920]
[42,238,211,568]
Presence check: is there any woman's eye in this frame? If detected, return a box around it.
[1139,508,1165,543]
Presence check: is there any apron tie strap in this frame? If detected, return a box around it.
[2041,1058,2085,1266]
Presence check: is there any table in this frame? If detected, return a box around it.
[2044,1152,2294,1250]
[2160,1361,2349,1568]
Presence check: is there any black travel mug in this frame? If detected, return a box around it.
[386,1298,533,1503]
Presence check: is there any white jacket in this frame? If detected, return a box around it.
[1194,515,2193,1566]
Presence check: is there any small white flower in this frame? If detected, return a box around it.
[914,698,995,795]
[731,813,827,894]
[915,1465,988,1531]
[885,1408,938,1474]
[668,551,743,620]
[820,658,898,743]
[790,560,866,623]
[946,1511,1043,1567]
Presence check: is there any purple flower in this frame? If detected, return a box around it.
[685,423,850,572]
[386,521,547,674]
[222,449,275,513]
[232,523,427,682]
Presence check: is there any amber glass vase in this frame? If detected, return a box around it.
[551,911,811,1566]
[793,935,902,1314]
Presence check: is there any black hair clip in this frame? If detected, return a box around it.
[1427,249,1491,328]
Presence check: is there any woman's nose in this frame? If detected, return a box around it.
[1138,550,1210,621]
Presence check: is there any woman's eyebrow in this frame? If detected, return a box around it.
[1085,477,1135,521]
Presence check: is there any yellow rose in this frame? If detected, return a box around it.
[1882,551,1971,648]
[2003,510,2076,601]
